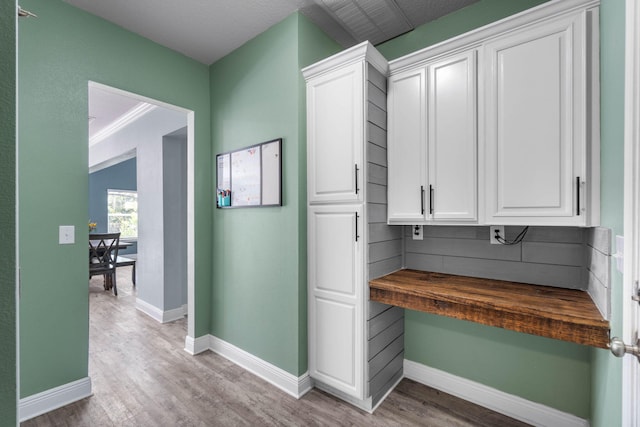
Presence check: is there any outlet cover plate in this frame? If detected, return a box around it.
[413,225,423,240]
[490,226,505,245]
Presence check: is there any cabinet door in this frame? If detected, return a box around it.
[484,13,586,224]
[387,68,427,223]
[307,63,364,204]
[428,50,477,221]
[308,205,364,398]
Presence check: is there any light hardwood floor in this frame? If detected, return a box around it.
[22,267,529,426]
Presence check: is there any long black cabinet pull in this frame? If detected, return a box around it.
[355,212,360,242]
[355,164,359,194]
[420,186,425,215]
[576,177,581,216]
[429,185,434,215]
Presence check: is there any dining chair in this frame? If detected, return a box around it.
[89,232,121,296]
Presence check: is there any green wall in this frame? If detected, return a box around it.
[377,0,602,419]
[590,0,626,426]
[18,0,211,397]
[0,0,17,423]
[209,13,339,376]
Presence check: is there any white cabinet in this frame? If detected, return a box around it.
[307,62,364,204]
[387,68,426,223]
[484,11,599,226]
[428,51,478,221]
[304,41,388,403]
[307,205,363,397]
[387,50,477,225]
[387,3,599,227]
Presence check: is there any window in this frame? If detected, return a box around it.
[107,189,138,239]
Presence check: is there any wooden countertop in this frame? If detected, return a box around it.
[369,269,610,348]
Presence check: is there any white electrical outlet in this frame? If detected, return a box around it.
[490,226,504,245]
[412,225,423,240]
[59,225,75,245]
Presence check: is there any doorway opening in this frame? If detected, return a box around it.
[88,81,195,344]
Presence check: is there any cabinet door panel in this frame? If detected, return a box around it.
[429,51,477,220]
[485,15,585,223]
[312,210,357,296]
[307,63,364,204]
[387,68,426,223]
[308,205,363,398]
[313,298,358,391]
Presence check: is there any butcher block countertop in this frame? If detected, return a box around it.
[369,269,610,348]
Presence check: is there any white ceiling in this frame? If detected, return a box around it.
[64,0,479,65]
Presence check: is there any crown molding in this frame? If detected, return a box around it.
[89,102,157,146]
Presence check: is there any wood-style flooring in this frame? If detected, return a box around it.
[22,267,530,426]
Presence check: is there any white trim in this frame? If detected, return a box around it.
[184,335,210,355]
[208,335,312,399]
[389,0,600,74]
[302,41,388,80]
[404,360,589,427]
[88,148,136,174]
[89,102,157,146]
[135,299,186,323]
[623,0,640,424]
[135,298,163,322]
[162,304,187,323]
[19,377,92,422]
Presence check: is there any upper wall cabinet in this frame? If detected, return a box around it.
[387,67,426,223]
[307,62,364,204]
[387,50,477,225]
[387,0,600,227]
[484,10,599,226]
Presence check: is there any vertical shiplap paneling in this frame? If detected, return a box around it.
[585,227,611,319]
[366,64,403,404]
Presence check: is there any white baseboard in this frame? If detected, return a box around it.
[184,334,210,355]
[404,360,589,427]
[207,335,312,399]
[135,299,186,323]
[163,304,187,323]
[19,377,92,422]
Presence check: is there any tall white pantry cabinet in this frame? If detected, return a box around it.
[303,42,404,410]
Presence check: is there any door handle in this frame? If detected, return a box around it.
[429,185,434,215]
[576,177,581,216]
[610,337,640,362]
[355,164,359,195]
[420,186,425,215]
[355,212,360,242]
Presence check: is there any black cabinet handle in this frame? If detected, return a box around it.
[429,185,434,215]
[355,164,359,194]
[576,177,581,216]
[355,212,360,242]
[420,186,425,215]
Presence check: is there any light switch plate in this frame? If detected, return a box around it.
[59,225,75,245]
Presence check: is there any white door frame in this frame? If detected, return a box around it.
[87,81,196,343]
[622,0,640,424]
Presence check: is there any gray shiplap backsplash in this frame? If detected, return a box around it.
[402,225,612,319]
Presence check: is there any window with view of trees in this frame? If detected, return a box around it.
[107,189,138,239]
